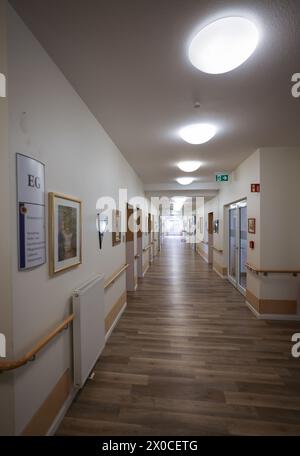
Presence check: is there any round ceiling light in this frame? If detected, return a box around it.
[189,17,259,74]
[179,123,217,145]
[176,177,194,186]
[177,161,201,172]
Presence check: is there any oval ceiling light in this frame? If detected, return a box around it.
[189,17,259,74]
[179,123,217,145]
[176,177,194,186]
[178,161,201,172]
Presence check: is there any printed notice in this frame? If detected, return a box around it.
[17,154,46,270]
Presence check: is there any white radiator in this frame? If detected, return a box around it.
[72,274,105,388]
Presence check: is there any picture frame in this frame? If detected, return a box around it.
[48,192,82,275]
[112,209,121,246]
[248,218,256,234]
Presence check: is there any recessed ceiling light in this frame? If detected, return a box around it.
[177,177,194,186]
[189,17,259,74]
[178,161,201,172]
[179,123,217,145]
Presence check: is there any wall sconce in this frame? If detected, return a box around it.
[96,212,108,250]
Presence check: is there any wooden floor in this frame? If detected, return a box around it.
[57,237,300,436]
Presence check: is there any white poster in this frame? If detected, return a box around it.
[17,154,46,270]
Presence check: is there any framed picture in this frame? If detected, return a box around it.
[49,192,82,275]
[248,218,256,234]
[112,209,121,246]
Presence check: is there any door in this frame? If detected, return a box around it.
[228,201,247,294]
[136,208,143,278]
[208,212,214,265]
[126,204,135,291]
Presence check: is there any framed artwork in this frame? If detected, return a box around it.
[112,209,121,246]
[48,192,82,275]
[248,218,256,234]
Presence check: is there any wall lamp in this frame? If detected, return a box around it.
[96,212,108,250]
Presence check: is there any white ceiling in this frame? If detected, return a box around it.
[10,0,300,191]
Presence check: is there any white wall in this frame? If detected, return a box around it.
[203,150,261,297]
[203,147,300,312]
[0,0,14,436]
[260,147,300,305]
[7,5,145,434]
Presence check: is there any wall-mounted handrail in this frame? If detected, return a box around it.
[246,263,300,277]
[143,244,151,252]
[0,314,74,372]
[104,263,129,289]
[213,247,223,253]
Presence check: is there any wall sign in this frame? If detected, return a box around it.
[17,153,46,270]
[251,183,260,193]
[248,218,256,234]
[216,173,229,182]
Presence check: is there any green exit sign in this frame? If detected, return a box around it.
[216,174,229,182]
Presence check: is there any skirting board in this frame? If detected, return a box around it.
[47,387,77,436]
[246,301,300,321]
[213,266,227,279]
[105,301,127,342]
[197,250,209,264]
[22,369,73,436]
[143,264,149,277]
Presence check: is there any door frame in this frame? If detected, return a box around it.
[208,212,214,265]
[227,200,247,295]
[136,207,143,278]
[126,203,135,291]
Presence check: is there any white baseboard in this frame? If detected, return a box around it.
[142,265,149,277]
[105,302,127,342]
[47,387,78,436]
[213,267,226,279]
[246,300,300,321]
[197,249,209,264]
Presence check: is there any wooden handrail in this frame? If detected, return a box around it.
[213,247,223,253]
[104,263,129,289]
[134,254,140,260]
[246,263,300,277]
[143,244,151,252]
[0,314,74,372]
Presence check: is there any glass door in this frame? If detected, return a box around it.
[229,207,237,284]
[239,205,247,292]
[228,201,247,295]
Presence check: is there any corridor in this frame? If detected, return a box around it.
[57,238,300,436]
